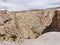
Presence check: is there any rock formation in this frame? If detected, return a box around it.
[21,32,60,45]
[0,8,60,45]
[42,9,60,34]
[0,9,56,39]
[0,8,60,44]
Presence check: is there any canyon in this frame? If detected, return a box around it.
[0,8,60,45]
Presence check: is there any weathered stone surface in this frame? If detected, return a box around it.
[0,40,20,45]
[42,10,60,34]
[21,32,60,45]
[0,8,60,45]
[14,9,55,38]
[0,8,59,40]
[0,32,60,45]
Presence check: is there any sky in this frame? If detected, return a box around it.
[0,0,60,11]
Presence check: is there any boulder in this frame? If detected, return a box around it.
[21,32,60,45]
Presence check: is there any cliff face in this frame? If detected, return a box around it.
[0,8,59,40]
[14,9,55,39]
[42,10,60,34]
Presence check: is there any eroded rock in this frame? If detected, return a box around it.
[15,9,55,38]
[21,32,60,45]
[0,8,59,40]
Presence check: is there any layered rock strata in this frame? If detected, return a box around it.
[0,8,59,41]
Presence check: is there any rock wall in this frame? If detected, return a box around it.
[14,9,55,38]
[42,10,60,34]
[0,8,58,40]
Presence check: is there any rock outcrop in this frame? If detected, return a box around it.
[14,9,55,38]
[42,9,60,34]
[21,32,60,45]
[0,8,60,41]
[0,8,60,45]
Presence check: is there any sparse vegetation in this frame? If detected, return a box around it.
[0,33,6,39]
[0,33,17,41]
[1,34,6,39]
[10,35,17,41]
[0,33,2,38]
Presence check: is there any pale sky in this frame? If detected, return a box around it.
[0,0,60,11]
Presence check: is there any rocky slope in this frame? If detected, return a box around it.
[0,8,60,45]
[0,9,55,39]
[21,32,60,45]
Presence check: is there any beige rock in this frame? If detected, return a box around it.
[0,8,58,39]
[15,9,55,38]
[21,32,60,45]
